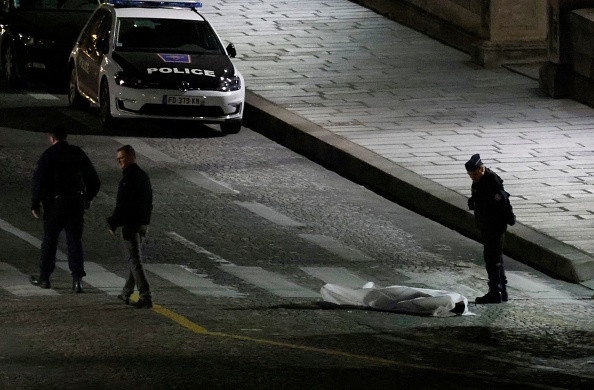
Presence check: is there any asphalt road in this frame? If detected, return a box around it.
[0,80,593,389]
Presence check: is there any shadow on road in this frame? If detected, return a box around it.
[0,106,226,139]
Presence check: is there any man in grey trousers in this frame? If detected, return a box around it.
[106,144,153,308]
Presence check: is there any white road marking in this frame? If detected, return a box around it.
[29,94,59,100]
[401,270,579,302]
[0,218,43,249]
[166,232,235,266]
[300,266,370,288]
[0,217,68,261]
[401,270,483,299]
[112,138,177,163]
[145,263,244,298]
[0,262,58,296]
[298,234,373,262]
[56,261,125,296]
[0,218,581,304]
[0,218,121,294]
[506,271,575,300]
[233,201,305,227]
[221,265,320,298]
[176,170,239,194]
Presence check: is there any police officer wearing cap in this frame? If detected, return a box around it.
[466,153,510,304]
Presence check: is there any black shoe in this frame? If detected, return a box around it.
[117,294,130,305]
[501,290,508,302]
[475,292,502,304]
[72,278,83,293]
[29,276,50,289]
[131,299,153,309]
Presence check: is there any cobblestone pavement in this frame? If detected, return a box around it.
[2,1,594,387]
[1,124,594,388]
[203,0,594,286]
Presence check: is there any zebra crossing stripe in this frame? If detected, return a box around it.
[506,271,574,300]
[176,170,239,194]
[166,232,235,266]
[233,201,305,227]
[56,261,125,296]
[3,217,575,302]
[28,94,59,100]
[401,270,483,299]
[298,234,373,262]
[145,264,244,298]
[221,266,320,298]
[112,138,177,163]
[401,270,578,302]
[0,262,59,296]
[300,266,370,288]
[0,218,69,261]
[0,218,43,249]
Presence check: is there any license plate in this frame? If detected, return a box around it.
[164,96,204,105]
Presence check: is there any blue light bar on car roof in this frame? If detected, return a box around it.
[108,0,203,8]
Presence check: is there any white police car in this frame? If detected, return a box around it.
[68,0,244,133]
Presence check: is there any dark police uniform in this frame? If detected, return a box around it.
[31,140,100,285]
[468,167,509,300]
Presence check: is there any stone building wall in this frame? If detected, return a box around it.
[353,0,594,110]
[539,2,594,108]
[353,0,547,67]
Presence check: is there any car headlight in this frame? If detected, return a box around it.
[19,34,54,49]
[217,75,241,92]
[114,71,148,88]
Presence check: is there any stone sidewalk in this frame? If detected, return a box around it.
[204,0,594,287]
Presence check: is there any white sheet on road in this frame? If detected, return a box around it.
[321,282,474,317]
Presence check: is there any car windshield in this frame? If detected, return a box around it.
[15,0,99,10]
[116,18,224,54]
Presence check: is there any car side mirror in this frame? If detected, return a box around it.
[226,43,236,58]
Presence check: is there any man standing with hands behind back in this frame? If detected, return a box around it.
[30,125,100,292]
[106,145,153,309]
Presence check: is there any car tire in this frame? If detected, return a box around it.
[100,80,118,128]
[68,66,89,109]
[1,40,21,88]
[220,121,242,134]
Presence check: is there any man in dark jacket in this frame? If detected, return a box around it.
[30,126,100,292]
[106,144,153,309]
[466,153,510,304]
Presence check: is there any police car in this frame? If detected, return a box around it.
[68,0,244,133]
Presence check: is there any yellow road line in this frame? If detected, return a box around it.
[148,302,568,390]
[153,304,208,334]
[151,302,401,366]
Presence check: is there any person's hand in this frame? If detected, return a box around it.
[106,216,116,235]
[467,197,474,211]
[32,209,40,219]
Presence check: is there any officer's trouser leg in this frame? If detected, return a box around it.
[65,211,85,279]
[40,213,64,281]
[483,231,505,293]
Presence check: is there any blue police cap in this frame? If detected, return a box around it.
[465,153,482,171]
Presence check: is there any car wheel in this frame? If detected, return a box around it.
[1,41,20,87]
[99,80,118,128]
[68,66,89,109]
[220,121,242,134]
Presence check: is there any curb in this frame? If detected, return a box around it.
[244,91,594,285]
